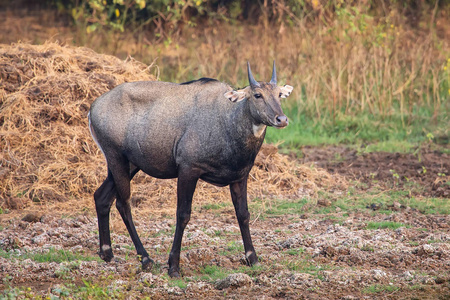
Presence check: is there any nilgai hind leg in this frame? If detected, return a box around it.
[94,161,153,269]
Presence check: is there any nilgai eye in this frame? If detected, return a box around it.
[254,94,262,98]
[279,93,282,98]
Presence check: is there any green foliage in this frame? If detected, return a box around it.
[52,0,448,35]
[60,0,217,34]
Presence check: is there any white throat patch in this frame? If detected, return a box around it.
[252,123,266,138]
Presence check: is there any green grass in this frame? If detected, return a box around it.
[283,254,334,279]
[196,264,267,283]
[198,265,229,281]
[218,240,244,256]
[406,197,450,214]
[249,198,309,217]
[201,202,231,211]
[366,221,409,230]
[168,278,189,289]
[363,284,400,294]
[286,248,305,256]
[265,103,449,153]
[245,186,449,223]
[0,248,102,263]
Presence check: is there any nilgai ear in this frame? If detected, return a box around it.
[280,85,294,99]
[224,90,246,102]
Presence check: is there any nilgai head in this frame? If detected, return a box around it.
[224,61,294,128]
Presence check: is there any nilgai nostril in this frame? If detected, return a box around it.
[276,115,288,127]
[88,62,294,277]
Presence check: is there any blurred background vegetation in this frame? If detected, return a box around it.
[1,0,449,152]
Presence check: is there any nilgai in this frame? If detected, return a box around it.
[88,62,293,277]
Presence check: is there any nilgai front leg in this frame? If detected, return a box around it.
[230,175,258,266]
[168,169,199,277]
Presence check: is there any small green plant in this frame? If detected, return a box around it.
[390,169,400,180]
[421,166,427,174]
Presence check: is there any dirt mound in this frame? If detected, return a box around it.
[0,42,346,215]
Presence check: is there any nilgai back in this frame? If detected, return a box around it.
[88,62,293,277]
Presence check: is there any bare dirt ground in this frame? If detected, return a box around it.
[1,147,449,299]
[301,146,450,198]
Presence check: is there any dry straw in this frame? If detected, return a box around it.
[0,42,346,216]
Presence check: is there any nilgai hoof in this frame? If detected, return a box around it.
[141,256,154,271]
[98,246,114,262]
[241,251,258,266]
[168,268,181,278]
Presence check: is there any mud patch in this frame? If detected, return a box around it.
[301,146,450,197]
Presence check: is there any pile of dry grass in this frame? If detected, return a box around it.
[0,42,155,209]
[0,42,346,215]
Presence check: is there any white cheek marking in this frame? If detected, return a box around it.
[252,124,266,138]
[246,251,253,258]
[101,245,111,252]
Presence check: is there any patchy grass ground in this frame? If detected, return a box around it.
[1,147,449,299]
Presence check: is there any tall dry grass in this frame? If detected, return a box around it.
[1,3,448,122]
[145,9,448,124]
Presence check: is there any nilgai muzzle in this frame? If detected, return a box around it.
[88,62,294,277]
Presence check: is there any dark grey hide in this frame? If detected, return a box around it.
[88,62,293,277]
